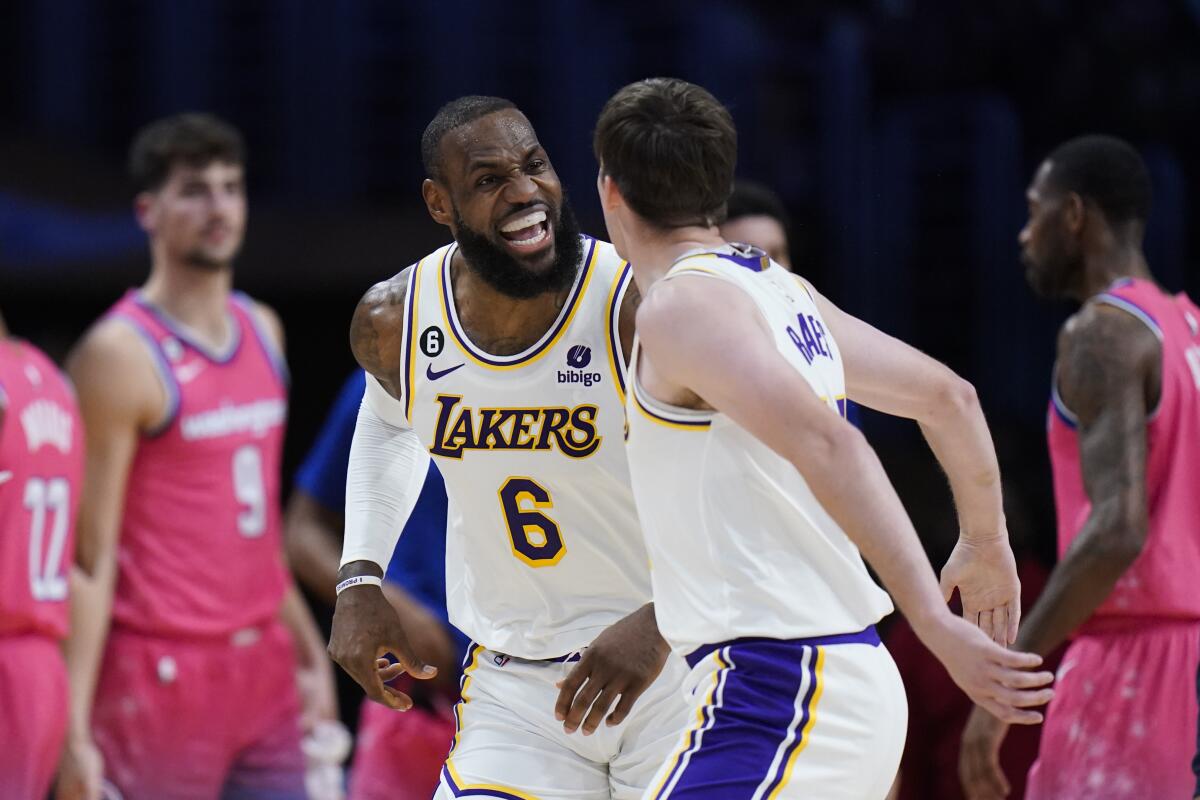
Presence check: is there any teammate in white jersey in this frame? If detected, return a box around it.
[592,78,1056,799]
[328,96,690,799]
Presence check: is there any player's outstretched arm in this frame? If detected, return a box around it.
[806,280,1020,646]
[959,305,1157,800]
[57,321,161,800]
[328,269,439,711]
[637,276,1053,725]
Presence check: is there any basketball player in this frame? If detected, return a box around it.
[54,113,335,800]
[287,368,463,800]
[327,95,694,799]
[592,78,1054,799]
[719,181,793,270]
[959,135,1200,800]
[0,311,84,799]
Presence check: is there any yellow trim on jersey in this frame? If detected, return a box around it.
[632,391,712,432]
[443,760,544,800]
[443,646,545,799]
[651,650,729,799]
[604,262,630,405]
[438,241,599,370]
[403,255,430,422]
[766,646,826,799]
[447,644,482,757]
[790,274,815,301]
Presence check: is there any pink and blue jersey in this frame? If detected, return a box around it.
[0,340,84,639]
[1047,277,1200,627]
[104,290,290,638]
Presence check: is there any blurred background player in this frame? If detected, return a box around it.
[55,113,336,800]
[719,180,794,271]
[960,134,1200,800]
[594,77,1052,799]
[286,368,464,800]
[0,309,85,799]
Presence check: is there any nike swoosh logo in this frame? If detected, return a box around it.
[426,363,465,381]
[0,471,12,486]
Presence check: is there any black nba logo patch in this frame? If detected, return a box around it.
[559,345,602,387]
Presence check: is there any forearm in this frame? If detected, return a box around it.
[793,426,948,629]
[63,563,115,739]
[284,495,345,607]
[915,381,1005,541]
[340,378,428,572]
[279,582,329,668]
[1015,512,1141,655]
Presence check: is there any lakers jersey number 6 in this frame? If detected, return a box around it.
[397,235,649,659]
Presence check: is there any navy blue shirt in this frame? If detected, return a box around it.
[294,371,466,656]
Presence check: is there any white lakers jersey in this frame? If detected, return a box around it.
[626,245,894,656]
[398,235,648,659]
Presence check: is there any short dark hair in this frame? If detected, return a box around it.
[726,180,791,233]
[128,112,246,193]
[594,78,737,228]
[421,95,518,181]
[1045,135,1151,226]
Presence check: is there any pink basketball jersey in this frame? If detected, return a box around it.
[0,340,84,639]
[1048,278,1200,625]
[105,290,289,638]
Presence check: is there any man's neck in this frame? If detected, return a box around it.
[140,257,235,349]
[1076,245,1152,302]
[449,250,575,356]
[624,222,726,294]
[0,311,8,340]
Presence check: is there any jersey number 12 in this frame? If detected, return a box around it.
[24,477,70,601]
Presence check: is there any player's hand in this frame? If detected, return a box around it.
[554,603,670,735]
[383,583,459,687]
[959,705,1012,800]
[55,733,104,800]
[328,581,437,711]
[296,650,340,731]
[917,612,1053,725]
[939,533,1022,646]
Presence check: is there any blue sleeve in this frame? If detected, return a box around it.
[293,370,366,512]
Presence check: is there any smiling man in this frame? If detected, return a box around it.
[328,96,690,799]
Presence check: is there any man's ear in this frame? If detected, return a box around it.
[597,171,625,213]
[422,179,453,227]
[133,192,157,234]
[1063,191,1087,236]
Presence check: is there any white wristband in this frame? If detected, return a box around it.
[335,575,383,596]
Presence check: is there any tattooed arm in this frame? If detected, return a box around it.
[961,303,1160,800]
[1010,304,1159,656]
[349,268,413,399]
[328,266,439,711]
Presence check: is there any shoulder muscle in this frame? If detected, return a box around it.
[350,265,414,399]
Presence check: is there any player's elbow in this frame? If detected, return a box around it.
[1092,498,1148,568]
[787,417,867,475]
[937,374,980,421]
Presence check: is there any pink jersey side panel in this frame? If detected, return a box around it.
[1047,278,1200,625]
[106,291,289,638]
[0,341,84,639]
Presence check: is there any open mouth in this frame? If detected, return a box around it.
[498,209,552,252]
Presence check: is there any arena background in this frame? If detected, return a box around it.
[2,1,1197,793]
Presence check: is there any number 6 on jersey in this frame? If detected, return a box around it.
[498,477,565,567]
